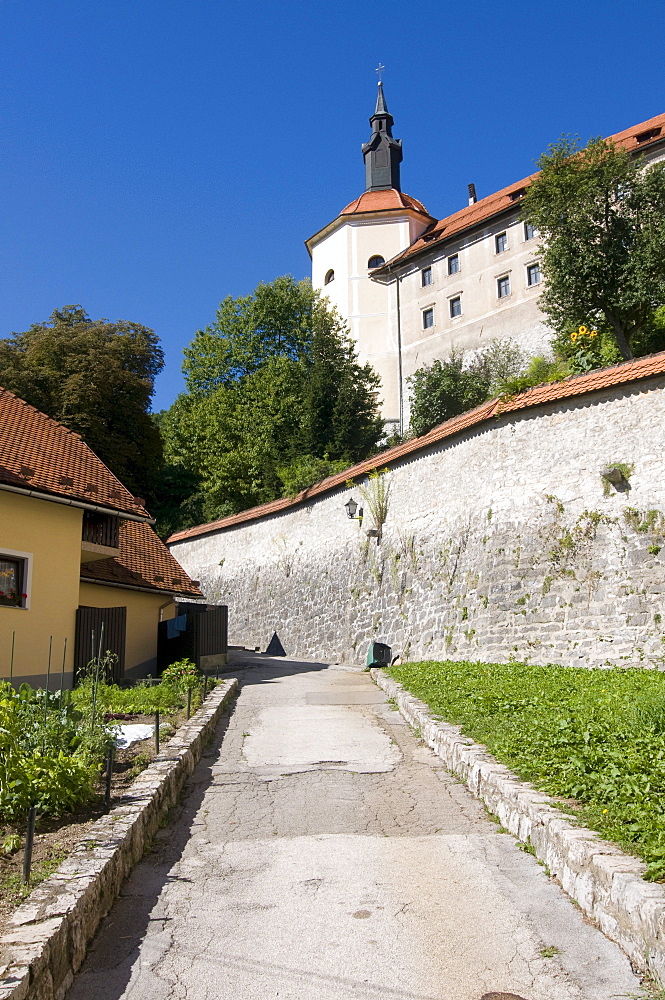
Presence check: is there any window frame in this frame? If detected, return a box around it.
[495,232,508,254]
[422,306,435,330]
[367,254,385,269]
[0,549,32,610]
[447,253,460,275]
[524,222,537,241]
[497,274,511,299]
[449,295,462,319]
[526,262,542,287]
[324,269,335,285]
[421,266,433,287]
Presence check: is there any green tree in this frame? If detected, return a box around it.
[523,136,665,360]
[0,306,164,498]
[161,277,383,524]
[407,341,528,436]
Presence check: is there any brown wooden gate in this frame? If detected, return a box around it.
[75,606,126,683]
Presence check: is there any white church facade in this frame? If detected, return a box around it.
[306,86,665,433]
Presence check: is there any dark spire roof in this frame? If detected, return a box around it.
[374,81,389,116]
[362,83,402,192]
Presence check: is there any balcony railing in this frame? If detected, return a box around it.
[82,512,120,549]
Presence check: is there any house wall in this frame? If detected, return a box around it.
[170,374,665,670]
[0,490,81,686]
[313,140,665,428]
[311,211,430,427]
[397,211,550,393]
[78,583,176,680]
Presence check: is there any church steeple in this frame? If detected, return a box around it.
[362,82,402,192]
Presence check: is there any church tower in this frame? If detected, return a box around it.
[362,82,402,192]
[306,81,433,432]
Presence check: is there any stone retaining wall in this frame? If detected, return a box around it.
[373,668,665,983]
[171,376,665,669]
[0,679,238,1000]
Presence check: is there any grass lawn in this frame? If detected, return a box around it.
[389,659,665,881]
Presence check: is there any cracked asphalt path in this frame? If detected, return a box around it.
[66,658,642,1000]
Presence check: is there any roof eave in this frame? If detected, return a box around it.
[80,575,203,599]
[0,480,153,522]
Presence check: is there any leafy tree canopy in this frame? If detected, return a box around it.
[407,340,528,437]
[161,277,383,526]
[523,136,665,360]
[0,306,164,499]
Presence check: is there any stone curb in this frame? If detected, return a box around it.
[0,678,239,1000]
[371,668,665,984]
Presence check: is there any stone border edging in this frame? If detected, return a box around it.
[0,678,239,1000]
[371,668,665,984]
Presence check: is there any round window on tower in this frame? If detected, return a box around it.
[324,269,335,285]
[368,255,385,269]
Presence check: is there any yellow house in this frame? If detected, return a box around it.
[0,386,203,687]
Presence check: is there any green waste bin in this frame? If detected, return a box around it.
[366,641,392,668]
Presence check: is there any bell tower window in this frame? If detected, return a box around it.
[324,269,335,285]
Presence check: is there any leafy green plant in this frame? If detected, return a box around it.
[353,468,392,541]
[161,659,201,692]
[389,659,665,881]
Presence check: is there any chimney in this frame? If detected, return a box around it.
[468,183,477,206]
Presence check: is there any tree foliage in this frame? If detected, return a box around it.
[523,136,665,360]
[407,340,528,437]
[161,277,383,526]
[0,306,164,498]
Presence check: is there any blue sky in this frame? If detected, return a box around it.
[2,0,664,410]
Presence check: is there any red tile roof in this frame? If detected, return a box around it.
[167,350,665,544]
[340,189,433,218]
[372,111,665,275]
[0,387,149,518]
[82,520,203,597]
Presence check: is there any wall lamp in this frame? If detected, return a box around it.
[344,496,363,523]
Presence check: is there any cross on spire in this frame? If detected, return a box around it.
[375,63,385,84]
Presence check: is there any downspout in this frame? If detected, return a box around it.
[395,272,404,437]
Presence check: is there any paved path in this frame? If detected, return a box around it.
[67,659,642,1000]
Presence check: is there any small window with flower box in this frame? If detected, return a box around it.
[0,551,30,609]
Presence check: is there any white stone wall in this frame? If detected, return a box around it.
[170,376,665,668]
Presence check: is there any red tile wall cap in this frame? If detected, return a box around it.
[167,350,665,545]
[82,520,203,597]
[0,387,150,518]
[373,111,665,275]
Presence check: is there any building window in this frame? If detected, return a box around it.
[497,275,511,298]
[368,255,385,269]
[527,262,542,286]
[422,307,435,329]
[495,232,508,254]
[421,266,432,286]
[0,555,27,608]
[448,254,460,275]
[524,222,537,241]
[324,269,335,285]
[449,296,462,318]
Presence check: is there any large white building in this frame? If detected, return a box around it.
[306,88,665,432]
